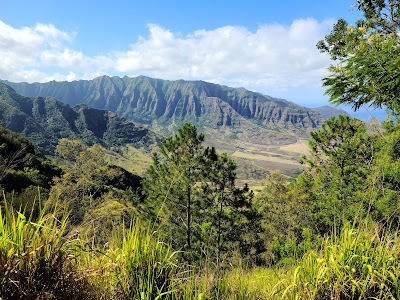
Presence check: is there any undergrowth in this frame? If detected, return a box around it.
[1,194,399,300]
[0,197,95,299]
[282,222,400,299]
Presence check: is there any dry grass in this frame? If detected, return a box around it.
[279,139,310,155]
[231,151,301,165]
[106,145,152,176]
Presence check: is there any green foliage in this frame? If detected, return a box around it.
[254,170,315,265]
[49,139,142,248]
[143,123,260,266]
[365,119,400,223]
[298,115,376,235]
[0,124,60,193]
[317,0,400,113]
[74,197,136,246]
[106,220,178,299]
[143,123,205,255]
[50,140,109,223]
[200,147,261,267]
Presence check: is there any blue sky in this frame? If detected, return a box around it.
[2,0,383,118]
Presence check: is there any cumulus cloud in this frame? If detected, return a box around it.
[114,19,334,94]
[0,20,80,82]
[0,18,334,102]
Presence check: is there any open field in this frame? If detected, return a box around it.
[232,150,301,165]
[107,145,153,176]
[227,137,308,181]
[105,129,310,184]
[202,124,310,182]
[279,139,310,155]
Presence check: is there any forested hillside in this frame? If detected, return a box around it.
[0,124,60,193]
[0,83,159,154]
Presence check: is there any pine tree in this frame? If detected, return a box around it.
[142,123,260,266]
[142,123,205,254]
[299,115,376,234]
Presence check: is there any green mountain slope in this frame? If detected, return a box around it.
[2,76,326,138]
[0,83,159,155]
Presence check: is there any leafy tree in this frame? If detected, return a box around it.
[317,0,400,113]
[50,139,129,224]
[49,138,143,245]
[314,0,400,232]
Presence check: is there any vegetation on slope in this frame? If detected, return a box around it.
[2,75,326,133]
[0,123,60,193]
[0,82,159,155]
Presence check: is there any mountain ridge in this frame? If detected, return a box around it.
[1,76,328,136]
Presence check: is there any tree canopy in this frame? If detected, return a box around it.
[317,0,400,113]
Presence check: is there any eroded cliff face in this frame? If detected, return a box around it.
[2,75,325,133]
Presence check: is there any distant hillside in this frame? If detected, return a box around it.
[2,76,328,141]
[312,105,349,119]
[0,83,159,155]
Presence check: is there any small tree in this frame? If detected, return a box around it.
[50,139,121,223]
[255,171,305,264]
[201,147,257,270]
[142,123,259,266]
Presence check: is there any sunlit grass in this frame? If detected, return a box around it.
[231,151,301,165]
[0,196,95,299]
[282,222,400,299]
[86,221,178,299]
[107,145,152,176]
[279,140,310,155]
[2,190,400,300]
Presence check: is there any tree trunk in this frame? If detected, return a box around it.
[187,185,191,251]
[217,190,224,277]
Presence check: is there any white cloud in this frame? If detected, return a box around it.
[113,19,334,96]
[40,49,85,67]
[0,19,335,103]
[0,20,82,82]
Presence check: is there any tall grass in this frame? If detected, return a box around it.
[281,222,400,299]
[105,220,179,299]
[3,191,400,300]
[0,197,95,299]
